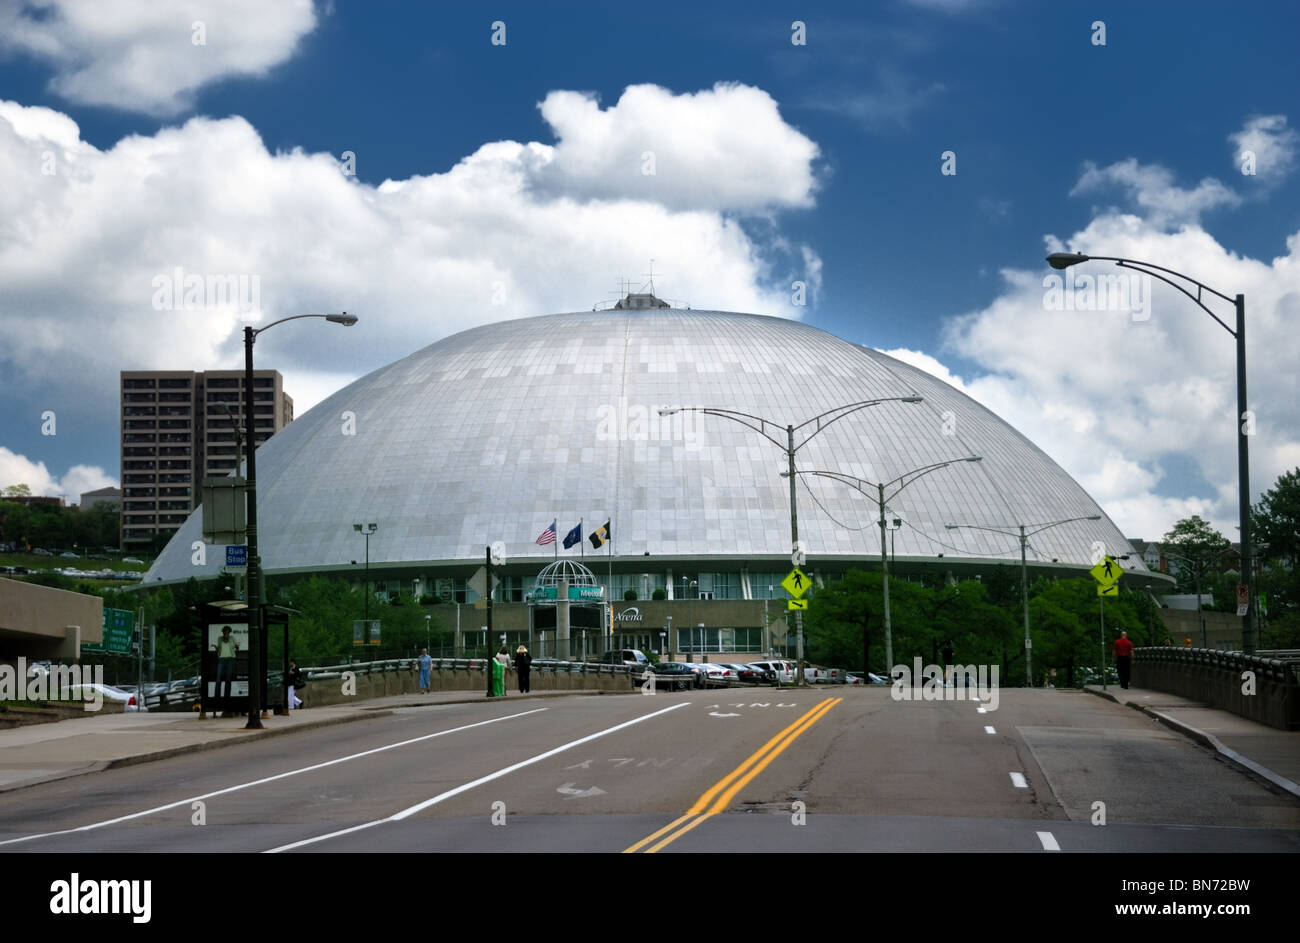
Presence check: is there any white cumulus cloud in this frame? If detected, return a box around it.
[0,0,318,115]
[533,83,822,212]
[1070,158,1241,230]
[0,84,822,484]
[1229,114,1298,187]
[0,446,115,503]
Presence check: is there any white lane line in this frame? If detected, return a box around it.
[984,725,996,734]
[265,700,692,853]
[977,706,987,714]
[0,708,548,847]
[1037,830,1060,851]
[1010,772,1028,788]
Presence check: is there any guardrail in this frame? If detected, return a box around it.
[1133,646,1300,730]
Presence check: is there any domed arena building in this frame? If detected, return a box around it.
[143,293,1163,659]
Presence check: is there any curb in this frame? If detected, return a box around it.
[1083,686,1300,800]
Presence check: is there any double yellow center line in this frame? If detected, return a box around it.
[623,696,841,853]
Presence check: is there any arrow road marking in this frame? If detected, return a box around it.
[556,782,607,799]
[709,712,741,717]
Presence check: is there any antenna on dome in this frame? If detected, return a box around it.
[641,259,658,296]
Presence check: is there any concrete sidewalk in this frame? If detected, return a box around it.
[1085,684,1300,799]
[0,688,613,793]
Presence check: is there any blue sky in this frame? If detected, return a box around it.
[1,0,1298,541]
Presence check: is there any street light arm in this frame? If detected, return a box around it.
[250,312,354,339]
[880,457,981,505]
[1022,515,1102,539]
[1049,254,1236,336]
[660,406,789,451]
[789,396,923,451]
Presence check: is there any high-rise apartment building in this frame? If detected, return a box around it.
[120,370,293,553]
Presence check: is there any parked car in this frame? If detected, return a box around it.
[59,551,79,559]
[634,661,702,691]
[63,683,147,711]
[122,557,144,564]
[721,663,768,684]
[32,548,52,556]
[750,660,798,683]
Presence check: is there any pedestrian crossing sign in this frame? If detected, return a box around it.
[787,599,808,611]
[1089,555,1122,587]
[782,567,809,598]
[1097,582,1119,597]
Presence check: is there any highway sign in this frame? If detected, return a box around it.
[84,607,134,654]
[782,567,809,598]
[1089,556,1122,586]
[787,599,808,611]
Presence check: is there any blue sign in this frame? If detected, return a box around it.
[226,545,248,567]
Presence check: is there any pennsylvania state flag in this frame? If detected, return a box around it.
[562,523,582,549]
[589,520,610,549]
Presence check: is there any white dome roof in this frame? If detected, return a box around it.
[144,307,1145,584]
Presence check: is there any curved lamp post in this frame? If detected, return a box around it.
[661,396,924,684]
[787,457,982,672]
[944,515,1100,685]
[1046,252,1254,654]
[242,311,355,729]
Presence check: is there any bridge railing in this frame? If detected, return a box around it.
[1133,646,1299,730]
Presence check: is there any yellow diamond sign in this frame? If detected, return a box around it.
[1089,556,1122,587]
[1097,582,1119,597]
[787,599,808,611]
[782,567,809,598]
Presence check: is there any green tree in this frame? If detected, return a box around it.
[1161,516,1233,594]
[2,484,32,497]
[1254,468,1300,565]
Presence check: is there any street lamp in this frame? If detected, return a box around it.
[945,515,1100,685]
[1045,252,1254,654]
[662,395,924,683]
[242,311,355,729]
[788,457,981,673]
[353,522,378,641]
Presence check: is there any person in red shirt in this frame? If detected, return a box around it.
[1113,630,1135,689]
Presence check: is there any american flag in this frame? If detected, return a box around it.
[535,520,557,545]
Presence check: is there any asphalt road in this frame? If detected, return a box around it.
[1,688,1297,853]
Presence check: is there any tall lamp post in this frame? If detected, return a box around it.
[944,516,1101,685]
[788,458,981,673]
[243,312,356,729]
[1046,252,1255,654]
[353,522,378,644]
[661,395,924,684]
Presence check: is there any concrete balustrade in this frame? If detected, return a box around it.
[1132,647,1300,730]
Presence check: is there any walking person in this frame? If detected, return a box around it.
[417,648,433,693]
[514,645,532,694]
[286,659,304,711]
[1113,629,1134,689]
